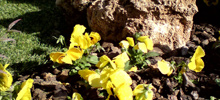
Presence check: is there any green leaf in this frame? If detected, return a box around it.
[86,55,99,64]
[145,60,151,65]
[124,61,133,71]
[145,52,160,58]
[69,69,78,76]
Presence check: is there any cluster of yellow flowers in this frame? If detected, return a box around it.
[50,24,101,65]
[78,52,154,100]
[157,46,205,76]
[119,36,153,53]
[48,24,206,100]
[0,63,34,100]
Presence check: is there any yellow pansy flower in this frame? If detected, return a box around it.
[50,48,84,64]
[188,46,205,72]
[119,40,130,49]
[72,92,83,100]
[100,68,132,94]
[0,63,13,91]
[71,24,86,39]
[126,37,134,47]
[78,69,101,88]
[16,78,34,100]
[133,84,154,100]
[96,55,116,69]
[50,52,66,64]
[157,60,173,76]
[134,42,148,53]
[89,32,101,45]
[114,83,133,100]
[70,35,91,50]
[112,52,129,69]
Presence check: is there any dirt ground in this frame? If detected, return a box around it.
[16,1,220,100]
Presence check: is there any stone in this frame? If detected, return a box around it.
[56,0,198,52]
[87,0,198,52]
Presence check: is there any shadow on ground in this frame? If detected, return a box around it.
[0,0,70,46]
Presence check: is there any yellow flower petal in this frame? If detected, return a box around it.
[113,52,130,63]
[72,92,83,100]
[135,42,148,53]
[66,48,84,61]
[188,46,205,72]
[137,36,154,51]
[119,40,129,49]
[109,69,132,88]
[194,46,205,59]
[61,54,73,65]
[144,38,153,51]
[96,55,116,69]
[78,69,97,81]
[16,79,34,100]
[157,60,173,76]
[90,32,101,44]
[88,73,102,88]
[188,56,196,71]
[115,83,133,100]
[105,81,114,96]
[50,52,65,64]
[194,58,204,72]
[126,37,134,47]
[100,68,114,89]
[137,36,149,42]
[129,66,138,72]
[71,24,86,38]
[112,58,125,69]
[0,64,13,91]
[133,84,154,100]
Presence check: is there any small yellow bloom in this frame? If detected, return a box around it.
[96,55,116,69]
[78,69,101,88]
[133,84,154,100]
[16,79,34,100]
[126,37,134,47]
[138,36,153,51]
[0,64,13,91]
[72,92,83,100]
[188,46,205,72]
[134,42,148,53]
[157,60,173,76]
[119,40,130,49]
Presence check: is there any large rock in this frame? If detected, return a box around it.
[56,0,198,52]
[87,0,198,51]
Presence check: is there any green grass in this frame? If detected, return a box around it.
[0,0,65,75]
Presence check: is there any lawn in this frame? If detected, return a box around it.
[0,0,64,75]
